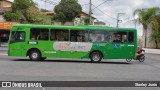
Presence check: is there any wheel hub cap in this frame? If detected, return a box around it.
[32,53,38,59]
[93,54,100,61]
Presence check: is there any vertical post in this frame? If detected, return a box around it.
[134,21,137,28]
[116,13,119,28]
[145,30,147,48]
[0,38,1,47]
[89,0,92,25]
[117,13,125,28]
[45,0,46,11]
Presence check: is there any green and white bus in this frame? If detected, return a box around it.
[8,24,137,62]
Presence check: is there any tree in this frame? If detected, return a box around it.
[3,0,52,24]
[133,7,160,48]
[3,12,19,22]
[25,7,52,24]
[150,15,160,48]
[11,0,37,23]
[54,0,82,23]
[150,32,160,48]
[25,7,43,23]
[40,9,49,12]
[12,0,37,13]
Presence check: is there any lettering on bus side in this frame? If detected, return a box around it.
[128,45,134,47]
[53,41,93,52]
[29,42,38,45]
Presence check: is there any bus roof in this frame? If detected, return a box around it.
[12,24,137,31]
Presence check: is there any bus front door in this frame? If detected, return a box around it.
[9,31,26,56]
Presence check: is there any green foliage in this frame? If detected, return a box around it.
[150,31,160,48]
[150,32,160,41]
[54,0,82,23]
[133,7,160,48]
[3,12,19,22]
[133,7,160,30]
[12,0,37,13]
[25,7,52,24]
[150,18,159,31]
[7,0,52,24]
[11,0,37,23]
[150,16,160,48]
[149,8,160,48]
[25,7,42,23]
[40,9,49,12]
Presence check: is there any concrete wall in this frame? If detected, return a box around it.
[0,0,12,11]
[0,15,5,22]
[143,24,160,48]
[53,21,74,26]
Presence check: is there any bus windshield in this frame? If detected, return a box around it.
[10,31,25,43]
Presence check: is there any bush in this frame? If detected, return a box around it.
[3,12,19,22]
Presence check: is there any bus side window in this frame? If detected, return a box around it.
[128,32,134,43]
[112,31,127,43]
[70,30,88,42]
[89,30,106,42]
[50,30,56,40]
[122,35,127,43]
[54,29,69,41]
[30,28,49,41]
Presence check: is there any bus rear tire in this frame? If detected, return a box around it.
[90,52,102,63]
[29,50,41,61]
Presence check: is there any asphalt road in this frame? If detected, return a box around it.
[0,54,160,90]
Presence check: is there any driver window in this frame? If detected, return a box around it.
[10,31,25,42]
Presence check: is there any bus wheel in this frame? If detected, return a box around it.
[126,59,132,62]
[90,52,102,63]
[29,50,41,61]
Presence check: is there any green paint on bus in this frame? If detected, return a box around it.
[8,24,137,62]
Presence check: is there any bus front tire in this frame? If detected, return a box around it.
[29,50,41,61]
[90,52,102,63]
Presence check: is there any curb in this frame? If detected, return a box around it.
[0,54,7,56]
[143,48,160,55]
[0,50,7,56]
